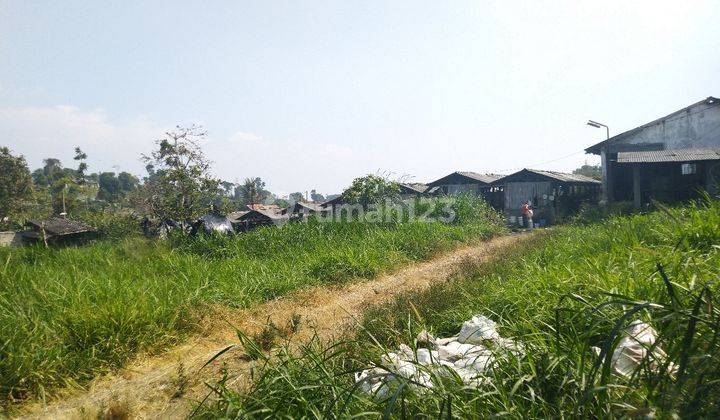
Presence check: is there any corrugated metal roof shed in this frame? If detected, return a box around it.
[493,169,601,184]
[398,182,428,194]
[456,172,504,184]
[525,169,601,183]
[26,218,96,236]
[617,148,720,163]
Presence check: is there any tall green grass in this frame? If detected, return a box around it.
[0,196,503,404]
[199,199,720,418]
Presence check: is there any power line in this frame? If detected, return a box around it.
[493,149,588,174]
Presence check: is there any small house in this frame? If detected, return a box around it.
[493,169,601,224]
[426,171,504,209]
[320,195,347,215]
[283,201,323,221]
[233,208,289,232]
[23,217,97,245]
[586,96,720,206]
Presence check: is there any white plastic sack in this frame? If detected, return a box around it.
[355,314,518,396]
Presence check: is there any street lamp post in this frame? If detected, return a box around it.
[587,120,609,139]
[587,119,611,204]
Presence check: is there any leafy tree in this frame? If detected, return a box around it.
[0,147,34,218]
[49,177,81,215]
[289,192,304,202]
[139,125,222,222]
[98,172,121,202]
[573,164,602,180]
[342,174,400,207]
[235,177,270,206]
[33,158,63,187]
[74,147,88,182]
[31,168,49,187]
[310,189,325,202]
[117,172,139,193]
[220,181,235,197]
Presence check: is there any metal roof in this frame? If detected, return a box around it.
[244,208,288,220]
[493,169,601,184]
[227,211,249,221]
[290,201,323,213]
[26,218,96,236]
[585,96,720,155]
[427,171,503,187]
[457,172,504,184]
[617,148,720,163]
[525,169,600,183]
[398,182,428,194]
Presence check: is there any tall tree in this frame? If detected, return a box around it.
[139,125,222,222]
[235,177,269,206]
[220,181,235,197]
[117,172,139,193]
[0,147,33,218]
[310,189,325,202]
[40,158,63,186]
[73,147,88,182]
[289,192,304,203]
[97,172,121,202]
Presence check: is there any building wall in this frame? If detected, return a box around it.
[607,101,720,152]
[0,231,24,247]
[504,182,553,214]
[439,183,481,194]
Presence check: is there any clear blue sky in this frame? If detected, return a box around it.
[2,0,719,196]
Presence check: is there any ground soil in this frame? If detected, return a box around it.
[16,232,536,419]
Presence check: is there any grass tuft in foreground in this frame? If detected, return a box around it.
[195,199,720,418]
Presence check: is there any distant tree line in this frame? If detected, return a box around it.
[0,125,332,230]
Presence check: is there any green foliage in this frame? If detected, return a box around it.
[81,211,141,239]
[573,164,602,180]
[0,147,33,218]
[342,174,401,207]
[310,189,324,202]
[0,196,504,403]
[204,199,720,418]
[73,147,88,182]
[289,192,304,202]
[234,177,271,206]
[97,172,122,201]
[571,201,637,225]
[138,125,223,222]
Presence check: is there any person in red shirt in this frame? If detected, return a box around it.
[520,201,534,229]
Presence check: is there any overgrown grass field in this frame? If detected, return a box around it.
[202,199,720,418]
[0,197,504,404]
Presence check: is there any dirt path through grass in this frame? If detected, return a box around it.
[17,232,535,419]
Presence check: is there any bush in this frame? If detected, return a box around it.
[81,211,141,239]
